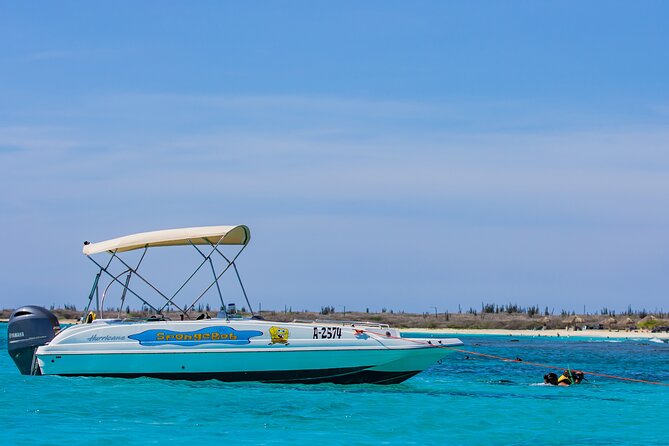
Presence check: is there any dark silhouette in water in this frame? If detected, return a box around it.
[544,372,558,385]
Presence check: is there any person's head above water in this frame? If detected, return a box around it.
[544,372,558,385]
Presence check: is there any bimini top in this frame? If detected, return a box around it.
[83,225,250,255]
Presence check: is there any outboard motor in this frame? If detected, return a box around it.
[7,306,60,375]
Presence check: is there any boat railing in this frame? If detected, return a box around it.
[291,319,390,329]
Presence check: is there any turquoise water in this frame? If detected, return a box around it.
[2,324,667,445]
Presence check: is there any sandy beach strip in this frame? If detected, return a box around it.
[400,328,669,339]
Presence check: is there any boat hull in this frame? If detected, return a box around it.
[55,366,421,385]
[35,319,462,384]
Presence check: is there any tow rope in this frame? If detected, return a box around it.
[361,329,669,387]
[450,347,669,386]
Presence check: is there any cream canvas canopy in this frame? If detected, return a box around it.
[83,225,250,255]
[81,224,254,320]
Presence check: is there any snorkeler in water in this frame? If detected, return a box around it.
[557,370,585,386]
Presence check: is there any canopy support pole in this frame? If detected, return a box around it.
[232,262,254,317]
[152,237,228,315]
[111,254,180,314]
[208,258,226,312]
[95,286,100,317]
[85,255,161,314]
[187,241,229,315]
[118,272,132,319]
[82,270,102,321]
[101,268,130,317]
[209,245,254,316]
[117,247,148,318]
[186,244,247,314]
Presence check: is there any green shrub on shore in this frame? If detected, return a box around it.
[638,318,665,330]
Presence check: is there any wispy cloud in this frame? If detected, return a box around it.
[2,95,668,227]
[1,93,668,310]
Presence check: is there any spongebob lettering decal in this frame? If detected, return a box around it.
[269,326,290,345]
[129,326,263,346]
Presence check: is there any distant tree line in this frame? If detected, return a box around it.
[50,303,78,311]
[38,302,667,319]
[463,302,667,319]
[473,303,544,317]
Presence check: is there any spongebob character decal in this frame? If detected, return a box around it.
[269,326,290,345]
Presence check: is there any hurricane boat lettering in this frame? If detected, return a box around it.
[87,334,126,342]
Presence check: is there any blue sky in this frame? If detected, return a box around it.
[1,1,668,314]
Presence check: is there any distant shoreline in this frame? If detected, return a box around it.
[2,319,666,340]
[400,328,669,339]
[3,307,668,333]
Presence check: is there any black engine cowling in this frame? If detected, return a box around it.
[7,306,60,375]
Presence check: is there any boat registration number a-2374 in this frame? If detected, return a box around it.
[313,327,342,339]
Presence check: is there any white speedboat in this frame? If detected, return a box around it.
[7,225,462,384]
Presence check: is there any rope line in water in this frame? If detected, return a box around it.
[450,347,669,387]
[362,329,669,387]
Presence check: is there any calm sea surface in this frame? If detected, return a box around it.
[1,324,667,445]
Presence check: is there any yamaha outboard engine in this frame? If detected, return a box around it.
[7,306,60,375]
